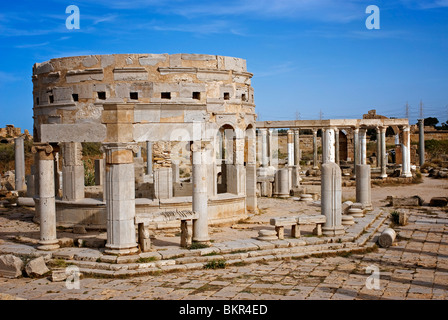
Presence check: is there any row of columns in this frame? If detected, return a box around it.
[258,125,413,178]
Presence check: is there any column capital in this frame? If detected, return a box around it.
[103,142,139,164]
[32,143,58,160]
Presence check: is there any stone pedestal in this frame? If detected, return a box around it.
[14,136,26,191]
[103,143,139,255]
[33,144,60,251]
[355,164,372,210]
[154,167,173,199]
[321,162,345,236]
[192,141,211,244]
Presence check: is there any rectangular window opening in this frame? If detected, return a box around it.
[192,92,201,100]
[72,94,79,102]
[130,92,139,100]
[223,92,230,100]
[36,98,39,105]
[97,91,106,100]
[242,93,247,102]
[49,95,54,103]
[161,92,171,99]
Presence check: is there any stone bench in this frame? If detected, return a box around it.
[270,215,326,239]
[135,210,199,250]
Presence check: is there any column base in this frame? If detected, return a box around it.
[401,173,412,178]
[37,240,60,251]
[192,239,211,246]
[322,226,345,237]
[105,244,139,256]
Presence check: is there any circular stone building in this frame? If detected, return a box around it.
[31,54,257,253]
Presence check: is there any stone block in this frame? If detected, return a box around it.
[0,254,24,278]
[389,195,423,207]
[50,268,67,282]
[429,197,448,207]
[25,256,50,277]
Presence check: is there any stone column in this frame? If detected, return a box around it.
[260,128,268,168]
[94,158,105,186]
[246,128,257,212]
[287,129,294,167]
[146,141,153,176]
[268,129,274,167]
[376,127,381,168]
[321,162,345,236]
[334,128,340,165]
[401,126,412,177]
[14,136,26,191]
[103,143,139,255]
[418,119,425,166]
[359,128,367,165]
[380,126,388,178]
[312,129,319,169]
[192,141,211,244]
[293,128,301,166]
[171,161,180,184]
[32,143,60,251]
[54,151,62,197]
[322,128,335,163]
[355,164,372,210]
[353,127,359,170]
[61,142,84,201]
[269,129,278,168]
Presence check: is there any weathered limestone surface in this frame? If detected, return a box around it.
[321,162,344,236]
[0,254,24,278]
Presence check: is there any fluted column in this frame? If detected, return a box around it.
[103,143,139,255]
[259,128,268,168]
[359,128,367,165]
[322,128,335,163]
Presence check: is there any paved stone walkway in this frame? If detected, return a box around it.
[1,209,447,300]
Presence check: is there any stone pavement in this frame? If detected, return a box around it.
[0,208,447,300]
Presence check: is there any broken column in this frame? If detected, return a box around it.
[273,168,290,198]
[14,136,26,191]
[355,164,372,210]
[312,129,319,169]
[401,126,412,177]
[192,141,211,244]
[418,119,425,166]
[321,162,345,237]
[287,129,294,167]
[33,143,60,251]
[61,142,84,201]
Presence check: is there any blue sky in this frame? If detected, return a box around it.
[0,0,447,132]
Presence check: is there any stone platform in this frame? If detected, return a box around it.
[0,208,388,279]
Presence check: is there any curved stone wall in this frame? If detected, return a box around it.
[32,54,256,143]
